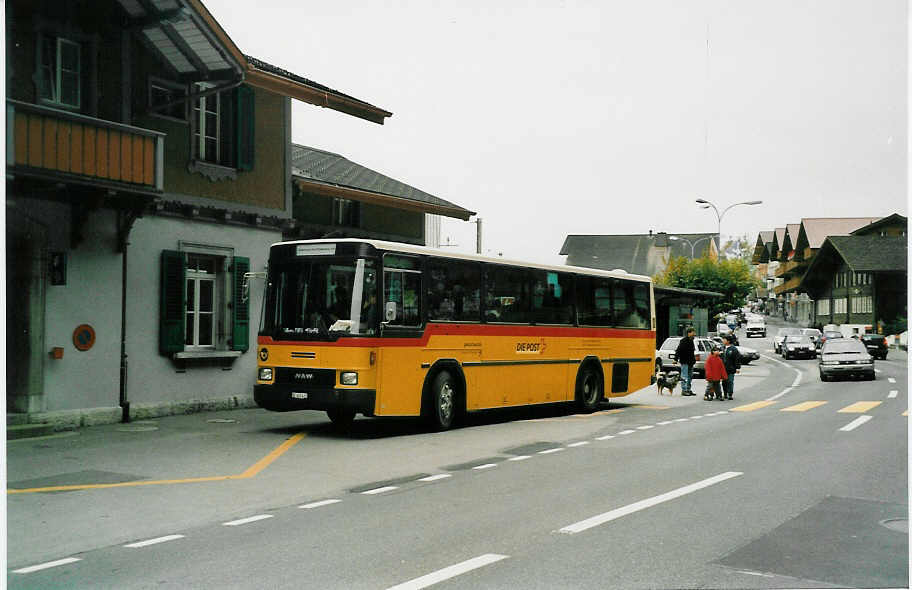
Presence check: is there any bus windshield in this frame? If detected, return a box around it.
[262,257,378,339]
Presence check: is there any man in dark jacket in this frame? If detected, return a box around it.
[721,334,741,400]
[675,328,697,396]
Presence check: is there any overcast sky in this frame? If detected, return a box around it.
[205,0,907,265]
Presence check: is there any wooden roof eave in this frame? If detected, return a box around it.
[245,68,392,125]
[294,177,474,221]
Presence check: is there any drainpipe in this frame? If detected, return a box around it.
[117,208,141,423]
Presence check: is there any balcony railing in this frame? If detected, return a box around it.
[7,99,164,192]
[774,259,802,277]
[773,275,803,294]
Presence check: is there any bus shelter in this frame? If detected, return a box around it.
[654,286,724,347]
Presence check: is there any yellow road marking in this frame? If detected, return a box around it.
[730,401,777,412]
[781,401,827,412]
[8,432,307,495]
[838,401,882,413]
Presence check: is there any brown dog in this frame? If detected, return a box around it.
[655,371,680,395]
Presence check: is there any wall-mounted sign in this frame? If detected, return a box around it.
[73,324,96,351]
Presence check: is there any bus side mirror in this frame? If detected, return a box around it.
[385,302,397,322]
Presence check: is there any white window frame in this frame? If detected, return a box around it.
[179,243,235,351]
[193,82,221,164]
[38,35,81,109]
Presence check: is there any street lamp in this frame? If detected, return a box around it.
[669,235,714,259]
[695,198,763,258]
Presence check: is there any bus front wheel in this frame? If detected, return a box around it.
[576,366,602,413]
[427,370,457,431]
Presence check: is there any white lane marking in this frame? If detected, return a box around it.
[636,425,654,430]
[362,486,398,495]
[386,554,509,590]
[124,534,185,548]
[656,420,674,425]
[690,415,704,420]
[568,441,590,447]
[538,448,565,455]
[840,416,873,432]
[889,377,897,383]
[473,463,498,470]
[674,418,689,422]
[508,455,531,461]
[558,471,744,534]
[888,390,899,399]
[223,514,274,526]
[418,474,452,482]
[299,499,343,509]
[13,557,82,574]
[761,354,802,400]
[595,435,615,440]
[618,429,636,435]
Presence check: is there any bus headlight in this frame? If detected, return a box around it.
[340,371,359,385]
[258,367,274,381]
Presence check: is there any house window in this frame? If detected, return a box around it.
[852,296,873,314]
[185,255,218,349]
[149,79,187,121]
[333,198,361,227]
[817,299,830,315]
[189,83,255,172]
[834,298,847,314]
[160,249,250,355]
[37,34,81,108]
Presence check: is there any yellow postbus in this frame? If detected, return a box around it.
[254,239,655,429]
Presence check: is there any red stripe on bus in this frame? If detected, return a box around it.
[258,324,655,348]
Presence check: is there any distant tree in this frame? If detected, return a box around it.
[654,256,762,317]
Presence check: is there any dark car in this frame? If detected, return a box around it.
[783,335,816,359]
[860,334,889,360]
[817,330,844,350]
[818,339,875,381]
[773,327,802,354]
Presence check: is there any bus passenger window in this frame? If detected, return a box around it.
[532,271,574,324]
[484,266,531,324]
[427,259,481,322]
[577,276,611,326]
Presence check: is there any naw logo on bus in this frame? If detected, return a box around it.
[516,339,547,355]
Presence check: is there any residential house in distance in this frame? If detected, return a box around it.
[288,144,474,245]
[5,0,472,428]
[797,214,907,335]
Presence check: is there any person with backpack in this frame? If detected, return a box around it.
[721,334,741,400]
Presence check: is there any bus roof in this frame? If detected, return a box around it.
[271,238,652,283]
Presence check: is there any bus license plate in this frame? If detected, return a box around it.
[291,392,309,400]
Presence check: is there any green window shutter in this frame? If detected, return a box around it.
[232,256,250,352]
[160,250,186,354]
[235,85,255,171]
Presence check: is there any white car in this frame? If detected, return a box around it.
[716,323,732,334]
[746,319,766,338]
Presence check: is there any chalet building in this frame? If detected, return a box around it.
[5,0,472,426]
[798,216,907,334]
[559,231,719,277]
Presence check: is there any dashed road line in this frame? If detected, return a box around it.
[595,434,615,440]
[299,499,342,509]
[781,401,827,412]
[124,535,185,548]
[538,448,565,455]
[838,401,882,413]
[417,474,452,482]
[508,455,532,461]
[386,553,509,590]
[888,377,897,383]
[617,429,636,435]
[636,425,655,430]
[223,514,274,526]
[840,416,873,432]
[362,486,399,495]
[558,471,744,534]
[567,441,590,447]
[13,557,82,574]
[472,463,498,470]
[888,390,898,399]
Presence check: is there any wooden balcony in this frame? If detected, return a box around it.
[7,100,164,192]
[774,259,802,277]
[774,275,803,294]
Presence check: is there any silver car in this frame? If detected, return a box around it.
[818,339,875,381]
[656,336,716,377]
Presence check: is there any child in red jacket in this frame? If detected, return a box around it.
[703,349,728,401]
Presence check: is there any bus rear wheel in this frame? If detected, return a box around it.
[576,366,602,413]
[427,370,457,431]
[327,408,356,429]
